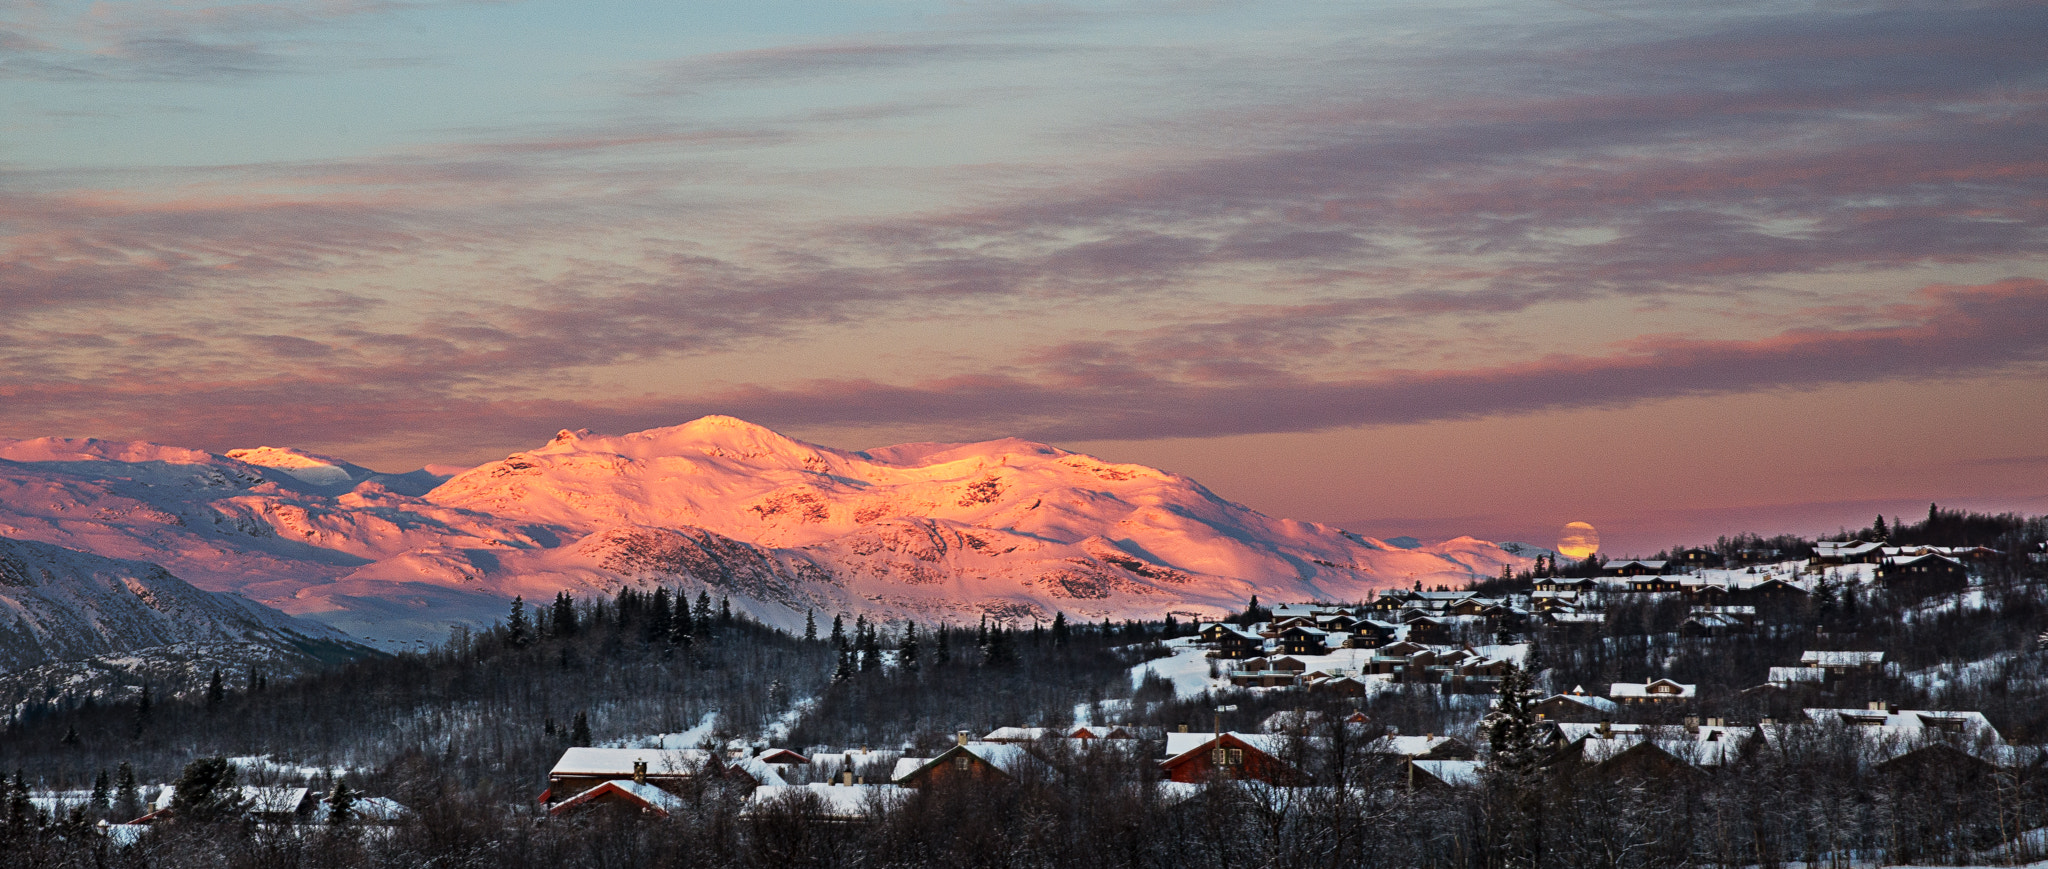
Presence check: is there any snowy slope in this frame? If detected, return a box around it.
[0,535,363,670]
[0,418,1532,647]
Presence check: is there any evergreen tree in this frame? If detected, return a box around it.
[5,770,29,834]
[570,711,592,747]
[327,781,356,827]
[131,684,152,739]
[804,610,817,642]
[506,596,530,649]
[1483,661,1545,868]
[1163,613,1178,639]
[552,591,578,638]
[672,593,693,642]
[899,623,920,674]
[719,595,733,625]
[983,623,1012,667]
[694,591,713,626]
[90,769,110,819]
[934,625,952,665]
[646,587,673,643]
[830,614,846,650]
[833,646,855,682]
[1874,514,1889,540]
[859,627,881,672]
[206,668,225,711]
[114,762,139,821]
[170,756,248,824]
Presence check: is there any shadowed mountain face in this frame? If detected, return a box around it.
[0,536,362,671]
[0,417,1530,648]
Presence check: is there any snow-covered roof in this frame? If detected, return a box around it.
[1882,553,1962,567]
[1382,735,1462,757]
[1800,650,1883,667]
[1535,692,1619,714]
[983,726,1049,742]
[1556,723,1753,767]
[898,741,1037,781]
[1161,731,1295,764]
[889,758,924,783]
[726,755,790,787]
[1411,760,1482,788]
[549,747,710,777]
[1802,708,1997,740]
[1609,679,1695,699]
[550,780,685,817]
[745,783,905,819]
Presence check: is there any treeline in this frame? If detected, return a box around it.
[0,586,835,793]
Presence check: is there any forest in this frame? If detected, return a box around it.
[1,508,2046,868]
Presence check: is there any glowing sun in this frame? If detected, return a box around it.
[1557,521,1600,559]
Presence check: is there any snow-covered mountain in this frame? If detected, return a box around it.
[0,418,1532,650]
[0,535,363,670]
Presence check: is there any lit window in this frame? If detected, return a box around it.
[954,756,971,770]
[1228,749,1243,765]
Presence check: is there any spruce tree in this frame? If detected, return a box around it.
[90,769,110,819]
[206,669,225,711]
[900,623,920,674]
[506,596,530,649]
[934,625,952,665]
[570,711,592,747]
[170,756,248,824]
[830,615,846,650]
[131,684,152,740]
[804,610,818,642]
[5,770,29,833]
[719,595,733,625]
[694,591,713,626]
[327,781,356,826]
[552,592,578,637]
[647,587,673,643]
[1874,514,1889,540]
[115,762,139,821]
[859,628,881,672]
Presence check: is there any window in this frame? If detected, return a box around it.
[954,756,971,771]
[1228,749,1243,765]
[1211,748,1228,765]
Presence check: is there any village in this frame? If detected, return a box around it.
[15,538,2043,868]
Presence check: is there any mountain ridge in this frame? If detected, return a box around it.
[0,417,1533,651]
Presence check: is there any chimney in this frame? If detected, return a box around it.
[632,760,647,785]
[1887,703,1900,715]
[1598,720,1612,738]
[956,730,969,746]
[1178,724,1188,733]
[841,770,852,786]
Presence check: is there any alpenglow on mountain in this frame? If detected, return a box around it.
[0,416,1531,649]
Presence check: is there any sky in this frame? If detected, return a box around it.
[3,0,2046,556]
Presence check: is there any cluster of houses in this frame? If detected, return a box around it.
[537,693,2034,821]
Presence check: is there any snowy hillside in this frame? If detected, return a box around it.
[0,418,1531,649]
[0,535,364,670]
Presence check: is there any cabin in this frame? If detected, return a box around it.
[742,783,904,822]
[1799,650,1884,678]
[1812,541,1883,565]
[1604,559,1671,577]
[1674,548,1724,569]
[1277,626,1332,656]
[1876,553,1968,597]
[894,733,1038,787]
[1344,618,1398,649]
[1609,678,1696,704]
[1404,616,1454,645]
[548,780,685,818]
[1216,626,1267,659]
[1530,687,1621,722]
[1158,732,1303,785]
[542,748,710,806]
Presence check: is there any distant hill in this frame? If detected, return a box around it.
[0,417,1531,649]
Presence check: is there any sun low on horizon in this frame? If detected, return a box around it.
[1556,521,1600,560]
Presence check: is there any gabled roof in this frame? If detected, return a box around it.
[756,748,810,765]
[1557,723,1754,767]
[1802,708,1998,740]
[983,726,1050,742]
[548,780,685,818]
[1610,679,1696,699]
[1161,731,1296,765]
[1380,735,1465,758]
[744,783,905,820]
[549,747,711,777]
[1410,760,1482,788]
[896,741,1037,782]
[1534,692,1620,714]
